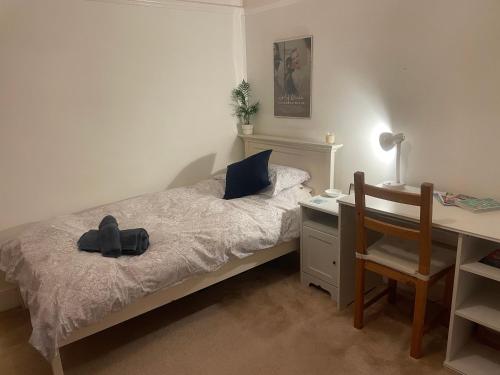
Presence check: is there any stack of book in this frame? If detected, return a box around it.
[434,192,500,213]
[480,249,500,268]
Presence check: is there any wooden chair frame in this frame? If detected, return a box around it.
[353,171,454,359]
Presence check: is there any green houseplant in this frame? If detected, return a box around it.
[231,80,259,135]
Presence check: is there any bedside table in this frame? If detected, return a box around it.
[299,195,343,302]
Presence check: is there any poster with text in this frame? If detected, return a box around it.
[274,36,312,118]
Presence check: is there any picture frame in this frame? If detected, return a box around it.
[273,36,312,118]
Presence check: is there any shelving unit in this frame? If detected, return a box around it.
[455,289,500,332]
[445,235,500,375]
[446,338,500,375]
[461,261,500,283]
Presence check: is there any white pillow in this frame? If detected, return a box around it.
[260,164,310,197]
[212,164,310,197]
[213,173,226,180]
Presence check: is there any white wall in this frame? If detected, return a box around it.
[0,0,245,233]
[245,0,500,197]
[244,0,281,8]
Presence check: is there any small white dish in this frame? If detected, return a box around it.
[324,188,342,198]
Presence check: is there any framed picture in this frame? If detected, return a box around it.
[273,36,312,118]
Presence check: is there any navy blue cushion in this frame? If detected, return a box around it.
[223,149,272,200]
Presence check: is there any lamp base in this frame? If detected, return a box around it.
[382,181,406,189]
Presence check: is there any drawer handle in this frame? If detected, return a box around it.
[332,261,336,265]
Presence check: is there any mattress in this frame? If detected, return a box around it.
[0,179,310,360]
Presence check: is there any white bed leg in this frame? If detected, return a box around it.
[51,350,64,375]
[20,291,28,310]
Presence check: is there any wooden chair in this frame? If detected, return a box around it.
[353,171,455,359]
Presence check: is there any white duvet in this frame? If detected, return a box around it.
[0,179,309,360]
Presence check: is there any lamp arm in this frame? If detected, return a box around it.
[396,142,401,184]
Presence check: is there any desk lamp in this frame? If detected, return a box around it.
[379,132,405,189]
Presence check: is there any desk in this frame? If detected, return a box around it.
[339,186,500,242]
[337,189,500,375]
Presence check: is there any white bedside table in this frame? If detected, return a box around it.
[298,195,343,302]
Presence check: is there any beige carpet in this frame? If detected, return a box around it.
[0,253,452,375]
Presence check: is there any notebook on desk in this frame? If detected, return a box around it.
[456,198,500,213]
[434,191,500,213]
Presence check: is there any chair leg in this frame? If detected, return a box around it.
[410,279,428,359]
[388,279,397,304]
[354,258,365,329]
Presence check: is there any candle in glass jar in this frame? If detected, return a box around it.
[325,132,335,144]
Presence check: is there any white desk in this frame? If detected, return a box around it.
[337,190,500,375]
[338,186,500,243]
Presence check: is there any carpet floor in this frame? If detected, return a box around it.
[0,253,452,375]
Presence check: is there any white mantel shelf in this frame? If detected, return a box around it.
[239,134,343,152]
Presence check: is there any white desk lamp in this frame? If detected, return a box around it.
[379,132,405,189]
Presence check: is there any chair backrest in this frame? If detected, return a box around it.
[354,171,434,276]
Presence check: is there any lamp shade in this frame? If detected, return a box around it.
[379,132,405,151]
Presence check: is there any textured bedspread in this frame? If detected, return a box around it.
[0,179,309,360]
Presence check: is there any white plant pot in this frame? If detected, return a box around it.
[241,124,254,135]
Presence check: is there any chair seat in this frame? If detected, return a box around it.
[359,236,456,281]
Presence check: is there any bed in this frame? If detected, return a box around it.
[0,135,341,375]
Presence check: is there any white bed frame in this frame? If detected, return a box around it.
[50,134,342,374]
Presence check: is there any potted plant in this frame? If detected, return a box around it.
[231,80,259,135]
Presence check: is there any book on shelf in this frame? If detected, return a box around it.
[480,249,500,269]
[434,191,500,213]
